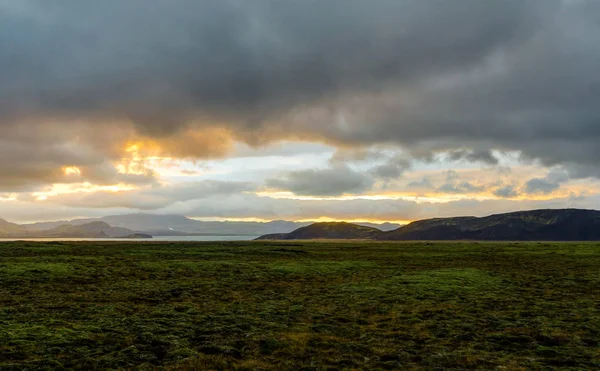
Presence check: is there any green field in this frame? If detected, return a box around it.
[1,241,599,370]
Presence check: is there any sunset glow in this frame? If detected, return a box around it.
[0,0,598,225]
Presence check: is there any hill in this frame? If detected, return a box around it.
[256,209,600,241]
[378,209,600,241]
[0,221,148,239]
[0,218,28,237]
[22,214,401,236]
[256,222,381,240]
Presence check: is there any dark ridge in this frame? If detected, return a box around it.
[256,209,600,241]
[256,222,381,240]
[377,209,600,241]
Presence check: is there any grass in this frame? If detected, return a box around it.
[0,240,598,370]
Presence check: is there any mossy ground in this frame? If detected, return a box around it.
[0,241,599,370]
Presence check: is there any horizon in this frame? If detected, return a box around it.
[2,1,600,224]
[6,212,411,226]
[3,3,600,368]
[3,207,596,226]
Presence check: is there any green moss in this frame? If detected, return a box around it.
[0,240,599,370]
[0,262,74,278]
[398,268,502,293]
[268,260,375,275]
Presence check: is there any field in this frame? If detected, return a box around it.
[0,241,599,370]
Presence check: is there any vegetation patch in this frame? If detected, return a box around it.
[0,240,599,370]
[398,268,503,294]
[268,260,375,275]
[0,262,74,279]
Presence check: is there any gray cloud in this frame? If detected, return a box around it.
[369,157,411,181]
[493,185,519,198]
[1,0,600,191]
[447,150,499,165]
[524,178,560,195]
[266,166,373,196]
[407,177,434,189]
[0,1,539,124]
[522,168,571,195]
[437,181,485,194]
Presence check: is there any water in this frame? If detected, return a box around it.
[0,235,260,242]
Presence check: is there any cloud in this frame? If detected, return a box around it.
[0,124,157,191]
[44,180,255,209]
[2,0,600,209]
[28,191,600,223]
[369,157,411,181]
[3,176,600,223]
[445,171,459,181]
[447,150,499,165]
[4,3,598,164]
[408,177,434,189]
[522,168,571,195]
[524,178,560,195]
[266,165,373,196]
[494,185,519,198]
[437,181,485,194]
[1,0,540,124]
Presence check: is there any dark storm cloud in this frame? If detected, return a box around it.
[2,0,600,187]
[0,0,541,125]
[266,166,373,196]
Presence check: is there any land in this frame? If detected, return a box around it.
[1,215,401,239]
[257,222,381,241]
[258,209,600,241]
[1,240,598,370]
[0,220,148,239]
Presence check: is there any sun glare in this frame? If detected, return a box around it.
[62,166,81,176]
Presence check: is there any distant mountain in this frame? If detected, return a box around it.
[42,221,147,238]
[0,219,28,237]
[22,214,401,236]
[256,209,600,241]
[256,222,381,240]
[378,209,600,241]
[1,221,147,239]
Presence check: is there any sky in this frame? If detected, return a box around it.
[1,0,600,223]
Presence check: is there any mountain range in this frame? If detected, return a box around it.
[0,214,402,239]
[257,209,600,241]
[21,214,401,236]
[4,209,596,241]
